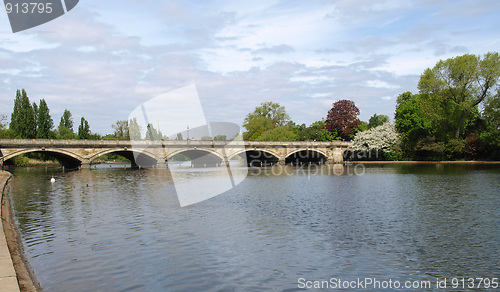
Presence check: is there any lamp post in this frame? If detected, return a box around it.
[187,125,189,140]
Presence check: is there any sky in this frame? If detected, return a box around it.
[1,0,499,135]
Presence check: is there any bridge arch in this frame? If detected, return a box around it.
[285,149,328,165]
[229,148,280,166]
[2,148,83,169]
[340,148,356,161]
[88,148,161,167]
[167,149,224,167]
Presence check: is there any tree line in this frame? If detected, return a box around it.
[242,52,500,160]
[0,91,221,141]
[242,99,386,142]
[1,89,96,139]
[394,52,500,160]
[242,100,389,142]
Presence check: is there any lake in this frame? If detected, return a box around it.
[8,163,500,291]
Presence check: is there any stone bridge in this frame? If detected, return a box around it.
[0,139,354,169]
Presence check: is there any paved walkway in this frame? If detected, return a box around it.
[0,171,20,292]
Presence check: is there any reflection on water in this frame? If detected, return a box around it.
[8,164,500,291]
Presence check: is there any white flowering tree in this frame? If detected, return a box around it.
[353,122,400,159]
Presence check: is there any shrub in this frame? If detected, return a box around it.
[352,122,400,160]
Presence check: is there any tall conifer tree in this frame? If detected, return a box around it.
[10,89,36,138]
[36,99,54,138]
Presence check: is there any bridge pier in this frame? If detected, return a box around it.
[80,159,91,169]
[278,157,285,165]
[156,159,167,168]
[332,147,344,163]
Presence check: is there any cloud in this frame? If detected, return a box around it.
[0,0,498,135]
[252,44,294,55]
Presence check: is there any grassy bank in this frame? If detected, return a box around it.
[4,153,60,167]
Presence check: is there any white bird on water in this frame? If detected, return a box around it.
[50,176,55,183]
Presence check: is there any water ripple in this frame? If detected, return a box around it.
[7,165,500,291]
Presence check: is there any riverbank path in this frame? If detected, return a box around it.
[0,171,20,292]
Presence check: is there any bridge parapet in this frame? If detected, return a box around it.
[0,139,353,147]
[0,139,133,147]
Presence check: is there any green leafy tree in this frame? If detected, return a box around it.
[291,122,306,136]
[145,123,163,140]
[357,121,369,132]
[214,134,227,141]
[479,91,500,159]
[9,90,21,135]
[32,101,38,137]
[296,120,338,141]
[57,126,76,139]
[483,91,500,131]
[325,99,360,141]
[22,90,37,138]
[0,114,6,132]
[0,114,14,138]
[418,52,500,139]
[78,117,91,139]
[128,118,142,140]
[10,89,36,138]
[394,92,433,158]
[243,101,290,140]
[36,99,54,139]
[112,120,129,139]
[257,126,297,141]
[243,115,272,140]
[395,92,433,142]
[87,133,102,140]
[102,134,117,140]
[59,109,73,130]
[57,109,76,139]
[368,114,389,129]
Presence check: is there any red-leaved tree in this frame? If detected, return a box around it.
[325,100,361,140]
